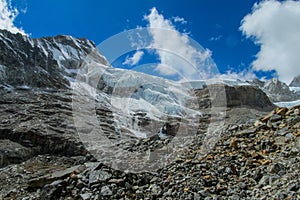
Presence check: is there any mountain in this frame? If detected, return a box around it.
[0,30,200,169]
[1,30,292,198]
[0,29,107,89]
[0,29,277,165]
[289,75,300,87]
[249,78,300,102]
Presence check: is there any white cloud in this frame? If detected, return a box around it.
[172,16,187,24]
[123,50,144,66]
[155,64,178,76]
[144,7,216,80]
[217,69,257,81]
[0,0,26,35]
[209,35,223,41]
[240,0,300,84]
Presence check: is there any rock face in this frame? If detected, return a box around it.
[0,139,33,167]
[290,75,300,87]
[250,78,300,102]
[195,84,275,111]
[0,29,107,89]
[0,89,88,167]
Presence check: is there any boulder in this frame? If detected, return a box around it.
[0,139,34,167]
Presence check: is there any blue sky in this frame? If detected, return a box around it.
[2,0,300,84]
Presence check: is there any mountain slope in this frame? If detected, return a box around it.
[0,29,107,89]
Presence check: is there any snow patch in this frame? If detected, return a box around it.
[181,78,250,89]
[290,87,300,93]
[275,100,300,108]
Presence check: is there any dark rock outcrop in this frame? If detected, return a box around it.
[0,139,33,167]
[195,84,275,111]
[0,89,88,167]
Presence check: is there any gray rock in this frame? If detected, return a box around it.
[0,139,33,167]
[270,114,281,122]
[150,184,162,196]
[285,133,294,140]
[135,190,143,198]
[269,163,282,174]
[132,185,139,190]
[276,192,287,200]
[80,193,92,200]
[199,189,210,197]
[150,177,158,183]
[288,183,299,191]
[275,127,289,136]
[238,182,247,189]
[290,147,299,156]
[89,170,112,185]
[193,192,201,200]
[258,175,270,186]
[28,165,82,188]
[101,186,113,196]
[76,180,86,189]
[287,116,300,125]
[40,183,63,200]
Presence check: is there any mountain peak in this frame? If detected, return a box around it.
[0,29,108,89]
[289,75,300,87]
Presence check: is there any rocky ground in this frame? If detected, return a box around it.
[1,100,299,199]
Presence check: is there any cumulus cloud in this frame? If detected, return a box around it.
[0,0,26,35]
[144,7,216,80]
[123,50,144,66]
[240,0,300,84]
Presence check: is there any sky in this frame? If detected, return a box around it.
[1,0,300,84]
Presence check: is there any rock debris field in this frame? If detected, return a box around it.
[0,104,299,199]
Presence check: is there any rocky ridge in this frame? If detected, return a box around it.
[0,29,107,89]
[250,78,300,102]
